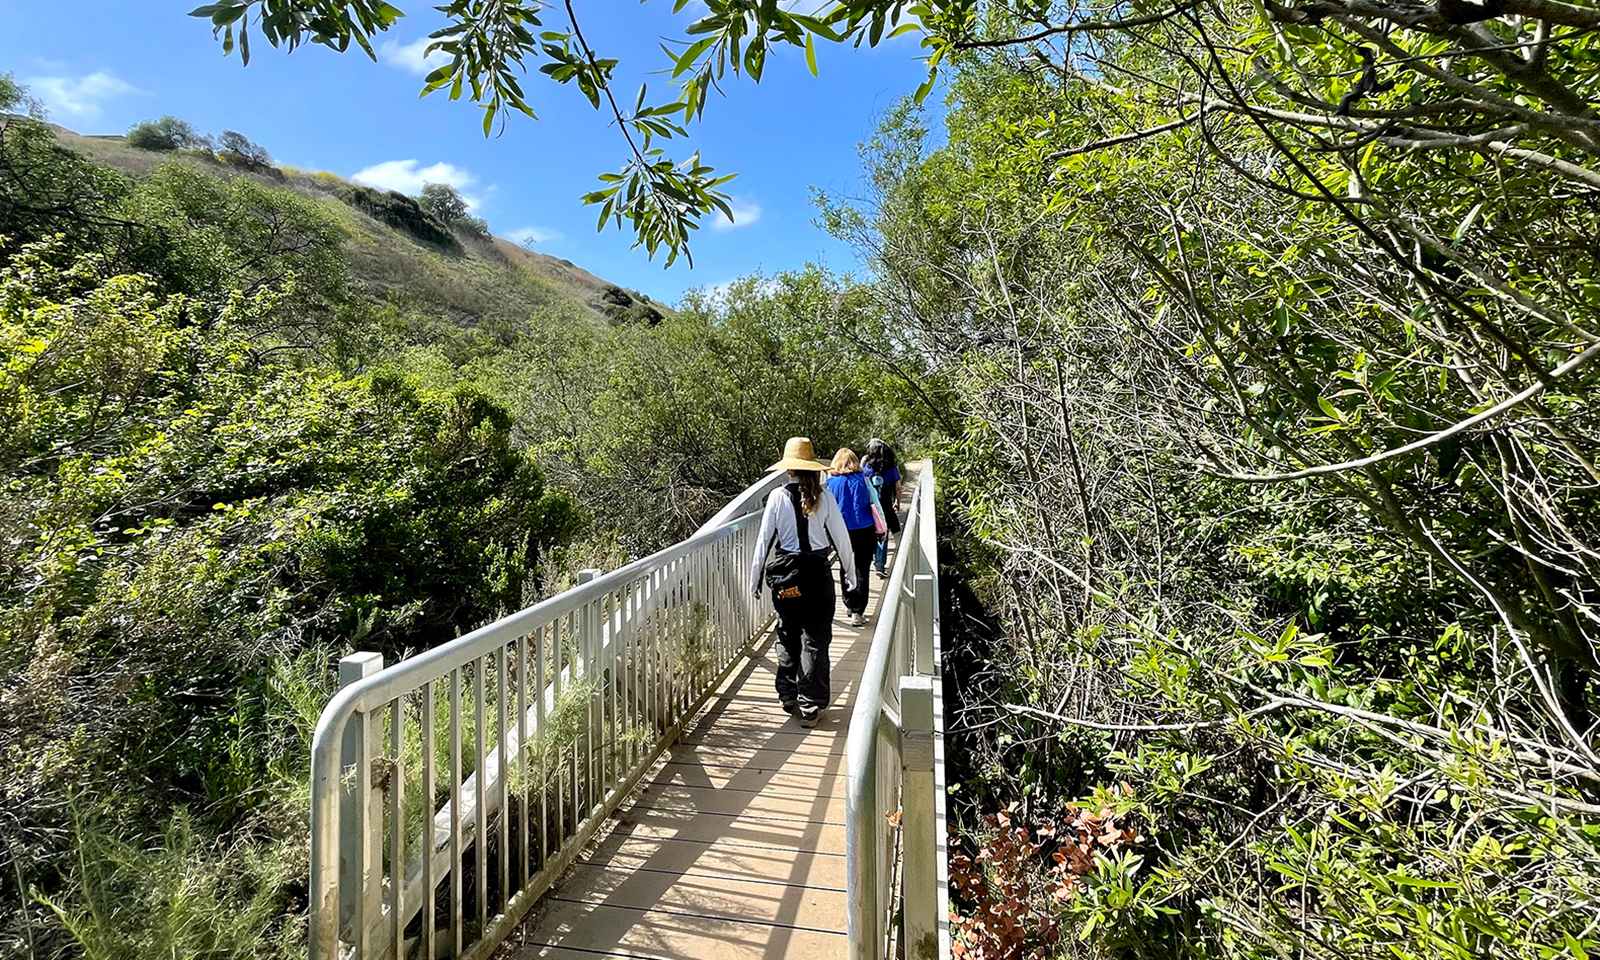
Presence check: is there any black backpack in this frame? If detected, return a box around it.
[764,484,834,617]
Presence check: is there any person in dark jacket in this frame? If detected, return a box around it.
[750,437,858,727]
[863,438,902,577]
[827,448,879,627]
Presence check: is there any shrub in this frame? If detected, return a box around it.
[418,183,491,240]
[0,239,579,952]
[335,182,459,251]
[599,285,664,325]
[125,116,206,152]
[116,160,348,319]
[418,182,470,223]
[1,111,130,257]
[216,130,271,170]
[40,811,300,960]
[1,72,44,118]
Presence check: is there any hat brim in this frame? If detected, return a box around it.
[769,457,832,472]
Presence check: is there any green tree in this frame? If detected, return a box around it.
[824,11,1600,956]
[216,129,271,169]
[418,181,469,223]
[126,116,207,151]
[1,79,132,257]
[1,71,44,118]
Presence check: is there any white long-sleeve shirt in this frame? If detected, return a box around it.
[748,483,859,597]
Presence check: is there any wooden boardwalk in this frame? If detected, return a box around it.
[499,561,886,960]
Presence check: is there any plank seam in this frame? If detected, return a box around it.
[571,859,848,893]
[546,897,850,936]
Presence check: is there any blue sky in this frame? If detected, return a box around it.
[0,1,935,302]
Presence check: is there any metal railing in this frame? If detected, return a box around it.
[846,463,950,960]
[306,472,786,960]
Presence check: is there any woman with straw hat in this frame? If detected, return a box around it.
[749,437,859,727]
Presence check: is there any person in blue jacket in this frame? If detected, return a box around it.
[827,448,879,627]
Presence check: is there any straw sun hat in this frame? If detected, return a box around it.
[768,436,832,472]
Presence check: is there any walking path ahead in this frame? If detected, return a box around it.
[500,560,888,960]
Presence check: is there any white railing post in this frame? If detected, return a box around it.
[337,651,384,948]
[912,573,935,676]
[579,568,602,819]
[899,675,937,960]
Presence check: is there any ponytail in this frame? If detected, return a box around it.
[794,470,823,515]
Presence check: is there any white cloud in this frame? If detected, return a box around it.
[506,226,562,246]
[26,70,140,121]
[711,198,762,232]
[379,36,449,76]
[703,278,738,301]
[699,276,778,304]
[352,160,484,209]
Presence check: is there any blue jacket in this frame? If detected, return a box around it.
[828,472,876,531]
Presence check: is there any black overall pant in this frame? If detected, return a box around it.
[840,525,877,616]
[774,576,835,713]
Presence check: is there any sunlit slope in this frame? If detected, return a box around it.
[52,125,665,329]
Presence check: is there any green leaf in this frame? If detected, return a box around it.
[805,33,818,77]
[1452,202,1484,245]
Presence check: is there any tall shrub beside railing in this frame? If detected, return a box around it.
[305,473,783,960]
[846,464,950,960]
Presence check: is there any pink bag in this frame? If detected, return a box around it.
[871,503,888,536]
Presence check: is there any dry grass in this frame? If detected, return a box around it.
[54,124,643,329]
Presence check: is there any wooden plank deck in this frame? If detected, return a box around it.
[500,556,889,960]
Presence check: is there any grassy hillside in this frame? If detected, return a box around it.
[51,126,665,332]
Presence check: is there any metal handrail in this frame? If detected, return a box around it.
[846,463,949,960]
[307,474,779,960]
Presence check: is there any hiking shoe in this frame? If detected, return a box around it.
[781,699,798,715]
[798,709,821,728]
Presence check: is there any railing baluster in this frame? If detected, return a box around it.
[449,668,463,959]
[606,588,619,796]
[640,572,652,739]
[629,578,643,766]
[535,621,548,871]
[421,679,436,960]
[474,655,488,935]
[567,609,580,834]
[389,696,404,960]
[552,614,565,850]
[670,563,683,718]
[354,706,371,960]
[496,646,509,914]
[586,595,600,817]
[517,632,529,891]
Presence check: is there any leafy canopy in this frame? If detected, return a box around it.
[187,0,966,265]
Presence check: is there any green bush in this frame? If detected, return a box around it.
[418,181,469,223]
[0,237,579,953]
[336,182,460,251]
[1,111,131,257]
[41,811,300,960]
[216,130,272,172]
[125,116,207,152]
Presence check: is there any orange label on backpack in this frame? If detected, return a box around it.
[777,586,801,599]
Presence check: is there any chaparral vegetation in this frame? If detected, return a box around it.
[7,0,1600,952]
